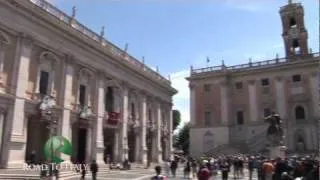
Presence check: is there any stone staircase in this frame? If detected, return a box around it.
[204,130,267,157]
[0,168,81,179]
[245,131,267,153]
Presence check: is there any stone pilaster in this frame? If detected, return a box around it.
[309,72,320,117]
[120,85,129,161]
[60,56,74,163]
[155,102,162,163]
[274,76,288,146]
[140,94,147,165]
[95,73,105,164]
[248,80,258,122]
[189,83,196,126]
[8,34,33,168]
[220,81,229,124]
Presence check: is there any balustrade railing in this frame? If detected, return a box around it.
[28,0,170,85]
[192,53,320,75]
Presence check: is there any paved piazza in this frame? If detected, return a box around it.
[65,166,259,180]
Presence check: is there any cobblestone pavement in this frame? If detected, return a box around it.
[0,166,259,180]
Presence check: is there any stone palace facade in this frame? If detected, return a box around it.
[187,1,319,157]
[0,0,177,168]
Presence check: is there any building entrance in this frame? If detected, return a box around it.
[103,128,115,162]
[25,118,49,164]
[77,128,87,163]
[128,129,136,162]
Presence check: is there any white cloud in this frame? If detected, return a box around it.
[170,69,190,132]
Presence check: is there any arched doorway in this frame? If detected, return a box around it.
[25,115,50,164]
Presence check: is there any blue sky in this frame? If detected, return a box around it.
[49,0,318,128]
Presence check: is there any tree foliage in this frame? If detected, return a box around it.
[174,122,190,155]
[172,110,181,131]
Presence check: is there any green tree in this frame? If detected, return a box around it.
[175,122,190,155]
[172,110,181,131]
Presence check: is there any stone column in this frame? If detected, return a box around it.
[190,83,196,126]
[60,55,74,162]
[275,76,288,147]
[168,104,174,160]
[120,85,129,161]
[95,73,105,164]
[248,80,258,122]
[155,102,162,163]
[140,94,147,164]
[8,34,33,168]
[113,87,120,162]
[220,81,229,124]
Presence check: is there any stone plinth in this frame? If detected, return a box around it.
[269,146,287,159]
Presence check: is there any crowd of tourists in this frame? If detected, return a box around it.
[157,154,319,180]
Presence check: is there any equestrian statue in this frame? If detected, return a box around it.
[265,112,284,147]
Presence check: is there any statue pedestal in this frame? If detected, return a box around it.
[269,146,287,159]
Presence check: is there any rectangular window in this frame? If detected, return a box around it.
[236,111,244,125]
[204,111,212,126]
[105,87,114,112]
[235,82,243,90]
[203,84,211,92]
[261,78,269,86]
[292,74,301,82]
[39,71,49,95]
[264,108,271,117]
[79,84,86,106]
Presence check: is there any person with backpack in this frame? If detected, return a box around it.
[151,166,167,180]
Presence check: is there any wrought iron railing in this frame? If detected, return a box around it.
[191,53,320,75]
[28,0,170,85]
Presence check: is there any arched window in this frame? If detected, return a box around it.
[289,17,297,28]
[295,106,305,120]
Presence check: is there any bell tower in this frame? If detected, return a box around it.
[280,0,309,58]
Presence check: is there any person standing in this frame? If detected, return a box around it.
[248,157,255,180]
[221,161,230,180]
[151,166,167,180]
[170,159,178,178]
[262,160,274,180]
[164,159,170,177]
[90,160,98,180]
